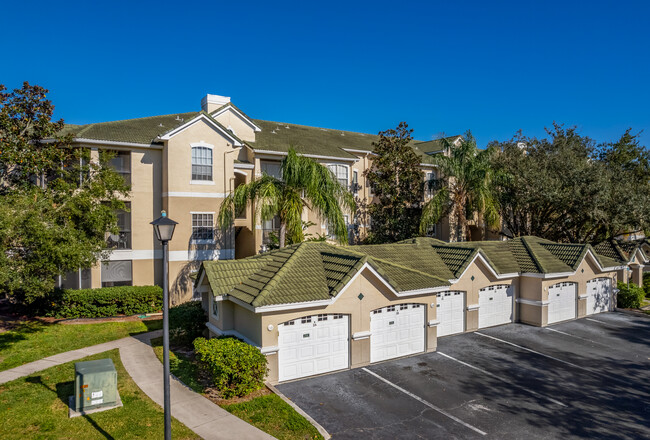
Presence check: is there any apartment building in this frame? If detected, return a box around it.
[58,94,464,302]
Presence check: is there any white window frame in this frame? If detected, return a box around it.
[327,164,349,188]
[190,142,215,185]
[352,170,359,195]
[211,295,220,320]
[191,212,215,244]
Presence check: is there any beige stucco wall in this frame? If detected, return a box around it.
[212,109,257,143]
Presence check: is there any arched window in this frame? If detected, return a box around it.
[191,146,212,181]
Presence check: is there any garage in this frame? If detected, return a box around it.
[586,278,612,315]
[278,313,349,382]
[436,291,466,337]
[548,282,577,324]
[478,284,514,328]
[370,304,425,363]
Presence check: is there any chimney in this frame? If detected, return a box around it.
[201,94,231,113]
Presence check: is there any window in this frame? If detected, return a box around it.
[262,215,281,245]
[327,164,348,187]
[386,305,396,312]
[192,213,214,241]
[425,172,435,197]
[333,314,344,320]
[191,146,213,181]
[327,215,349,240]
[317,314,328,321]
[301,316,312,324]
[57,268,92,290]
[352,170,359,195]
[106,202,131,249]
[400,304,408,310]
[261,161,282,179]
[212,297,219,319]
[101,260,132,287]
[106,151,131,185]
[426,223,436,237]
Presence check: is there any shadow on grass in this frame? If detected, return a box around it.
[0,321,49,351]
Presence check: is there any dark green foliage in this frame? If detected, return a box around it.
[643,272,650,298]
[169,301,207,344]
[491,124,650,243]
[0,82,130,303]
[193,337,268,399]
[364,122,423,243]
[37,285,162,318]
[616,282,645,309]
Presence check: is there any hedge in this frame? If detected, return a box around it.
[41,285,163,318]
[616,282,645,309]
[194,337,268,399]
[169,301,207,344]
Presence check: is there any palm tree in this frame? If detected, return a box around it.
[420,132,500,241]
[218,148,356,248]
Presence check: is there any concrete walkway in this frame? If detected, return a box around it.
[0,330,274,440]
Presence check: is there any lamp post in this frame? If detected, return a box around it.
[151,210,177,440]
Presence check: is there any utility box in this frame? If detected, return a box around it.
[74,359,118,412]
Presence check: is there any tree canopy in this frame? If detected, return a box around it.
[218,148,355,248]
[364,122,424,243]
[0,82,129,303]
[420,132,500,241]
[490,123,650,243]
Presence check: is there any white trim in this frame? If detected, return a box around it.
[466,304,480,311]
[578,294,588,300]
[260,346,279,355]
[191,141,214,150]
[341,148,377,156]
[169,249,234,262]
[210,104,262,132]
[234,169,247,176]
[71,138,163,149]
[451,251,519,283]
[352,331,371,340]
[163,192,228,198]
[213,295,225,301]
[428,320,440,327]
[520,250,624,279]
[253,149,357,163]
[156,114,243,146]
[234,162,255,169]
[520,272,574,279]
[189,180,216,185]
[106,249,163,261]
[205,322,259,347]
[516,298,549,306]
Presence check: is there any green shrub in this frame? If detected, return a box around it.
[193,337,268,399]
[643,272,650,298]
[616,282,645,309]
[39,286,162,318]
[169,301,207,344]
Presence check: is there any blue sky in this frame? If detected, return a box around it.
[2,1,648,147]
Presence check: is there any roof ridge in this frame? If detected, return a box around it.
[366,255,449,285]
[519,237,545,273]
[79,111,198,127]
[252,244,307,306]
[251,119,383,139]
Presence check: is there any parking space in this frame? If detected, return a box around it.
[277,313,650,439]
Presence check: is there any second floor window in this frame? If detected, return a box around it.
[352,170,359,195]
[192,213,214,241]
[106,202,132,249]
[106,150,131,185]
[192,146,213,181]
[327,164,348,188]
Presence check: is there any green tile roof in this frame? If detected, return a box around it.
[430,246,475,278]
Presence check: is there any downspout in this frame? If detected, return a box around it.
[224,146,241,259]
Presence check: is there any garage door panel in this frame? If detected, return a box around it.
[371,304,425,363]
[437,291,465,337]
[479,284,514,329]
[279,314,349,382]
[548,282,577,324]
[586,278,612,315]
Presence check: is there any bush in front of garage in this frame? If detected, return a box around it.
[616,282,645,309]
[169,301,207,344]
[193,337,268,399]
[37,285,163,318]
[643,273,650,298]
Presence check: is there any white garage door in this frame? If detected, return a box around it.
[370,304,425,363]
[548,282,577,324]
[436,291,465,337]
[586,278,612,315]
[478,284,514,329]
[278,314,349,382]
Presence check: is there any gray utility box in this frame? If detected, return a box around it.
[74,359,118,412]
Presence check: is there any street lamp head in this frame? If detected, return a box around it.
[151,210,178,242]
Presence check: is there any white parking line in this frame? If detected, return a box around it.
[544,327,607,346]
[585,317,616,326]
[437,352,567,407]
[361,367,487,436]
[474,332,588,371]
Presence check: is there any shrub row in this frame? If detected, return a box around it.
[40,285,163,318]
[616,282,645,309]
[169,301,207,344]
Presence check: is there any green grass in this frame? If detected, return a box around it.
[151,339,323,440]
[224,394,324,440]
[0,348,199,439]
[0,319,162,372]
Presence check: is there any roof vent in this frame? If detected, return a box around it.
[201,94,231,113]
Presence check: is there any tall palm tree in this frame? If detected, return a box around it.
[420,132,500,241]
[218,148,356,248]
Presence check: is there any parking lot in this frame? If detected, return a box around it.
[277,312,650,439]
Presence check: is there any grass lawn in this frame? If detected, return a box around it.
[0,348,199,439]
[0,319,162,372]
[151,338,323,440]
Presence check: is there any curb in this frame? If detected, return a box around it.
[265,382,331,440]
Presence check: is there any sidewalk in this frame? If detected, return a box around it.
[0,330,274,440]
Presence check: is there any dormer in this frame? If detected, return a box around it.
[201,94,261,143]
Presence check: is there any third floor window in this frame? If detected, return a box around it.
[192,146,213,181]
[327,164,349,188]
[106,202,131,249]
[106,150,131,185]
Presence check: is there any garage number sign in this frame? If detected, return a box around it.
[303,333,310,338]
